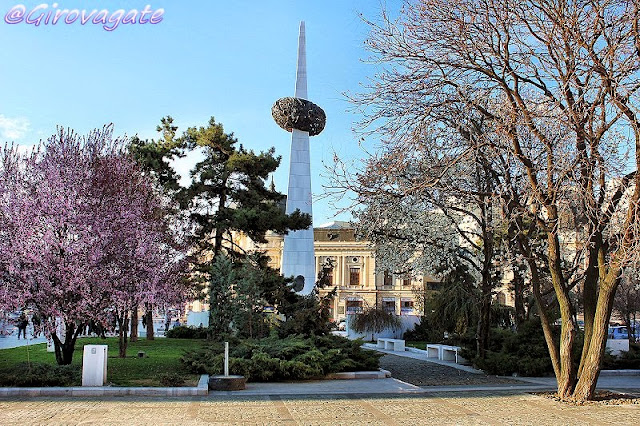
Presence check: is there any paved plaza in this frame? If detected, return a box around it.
[1,391,639,425]
[2,340,639,424]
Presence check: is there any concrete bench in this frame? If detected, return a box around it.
[440,345,462,363]
[425,343,464,364]
[376,338,405,352]
[426,344,442,359]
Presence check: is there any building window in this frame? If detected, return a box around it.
[382,300,395,314]
[383,271,392,286]
[496,292,507,305]
[402,278,411,287]
[350,268,360,286]
[338,306,345,315]
[401,300,414,314]
[346,300,363,314]
[326,267,334,285]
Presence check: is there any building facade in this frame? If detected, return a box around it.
[259,221,428,322]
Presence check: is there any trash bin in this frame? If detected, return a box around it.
[82,345,108,386]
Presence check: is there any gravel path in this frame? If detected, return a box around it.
[379,354,523,386]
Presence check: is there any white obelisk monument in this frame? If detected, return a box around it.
[281,22,316,295]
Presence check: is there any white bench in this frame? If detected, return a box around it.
[376,338,405,352]
[440,345,462,363]
[425,343,463,363]
[426,344,442,359]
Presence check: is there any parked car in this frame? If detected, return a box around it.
[608,325,640,340]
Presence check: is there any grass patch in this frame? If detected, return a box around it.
[0,337,205,387]
[405,341,428,350]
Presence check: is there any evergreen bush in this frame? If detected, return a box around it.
[181,334,381,381]
[166,325,208,339]
[158,372,185,386]
[473,319,555,376]
[0,362,80,387]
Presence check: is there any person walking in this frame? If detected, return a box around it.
[31,312,41,338]
[17,312,28,340]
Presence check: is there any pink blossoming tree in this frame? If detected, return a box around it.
[0,126,190,364]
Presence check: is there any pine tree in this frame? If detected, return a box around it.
[181,117,310,271]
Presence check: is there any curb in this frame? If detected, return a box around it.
[0,374,209,397]
[326,369,391,380]
[600,369,640,376]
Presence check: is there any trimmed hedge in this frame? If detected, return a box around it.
[181,334,381,381]
[0,362,80,387]
[166,326,208,339]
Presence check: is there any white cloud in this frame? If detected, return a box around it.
[171,147,206,187]
[0,114,30,141]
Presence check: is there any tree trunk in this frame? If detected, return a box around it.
[513,268,526,331]
[544,207,578,399]
[145,309,155,340]
[573,271,619,400]
[117,314,129,358]
[476,191,493,359]
[557,314,577,398]
[213,190,228,257]
[130,307,138,342]
[514,219,562,378]
[506,219,526,331]
[578,233,602,378]
[624,314,635,344]
[52,322,82,365]
[476,283,491,359]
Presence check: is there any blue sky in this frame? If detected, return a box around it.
[0,1,399,225]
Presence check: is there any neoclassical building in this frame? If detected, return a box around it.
[185,220,520,325]
[256,221,432,322]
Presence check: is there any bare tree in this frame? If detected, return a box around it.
[331,108,510,358]
[344,0,640,401]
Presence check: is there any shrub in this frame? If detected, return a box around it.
[350,307,401,340]
[0,362,80,387]
[158,372,185,387]
[404,317,445,343]
[473,318,555,377]
[181,334,382,382]
[166,325,208,339]
[602,343,640,370]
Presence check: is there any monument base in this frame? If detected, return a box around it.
[208,375,246,391]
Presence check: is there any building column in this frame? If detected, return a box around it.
[363,256,369,287]
[343,256,349,286]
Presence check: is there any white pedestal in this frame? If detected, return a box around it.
[82,345,108,386]
[606,339,629,356]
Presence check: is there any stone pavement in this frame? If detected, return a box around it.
[0,328,47,350]
[2,342,639,424]
[1,391,639,425]
[368,343,640,393]
[379,354,522,387]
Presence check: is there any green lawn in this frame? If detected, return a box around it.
[0,337,206,386]
[405,341,428,350]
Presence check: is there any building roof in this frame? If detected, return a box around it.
[316,221,353,230]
